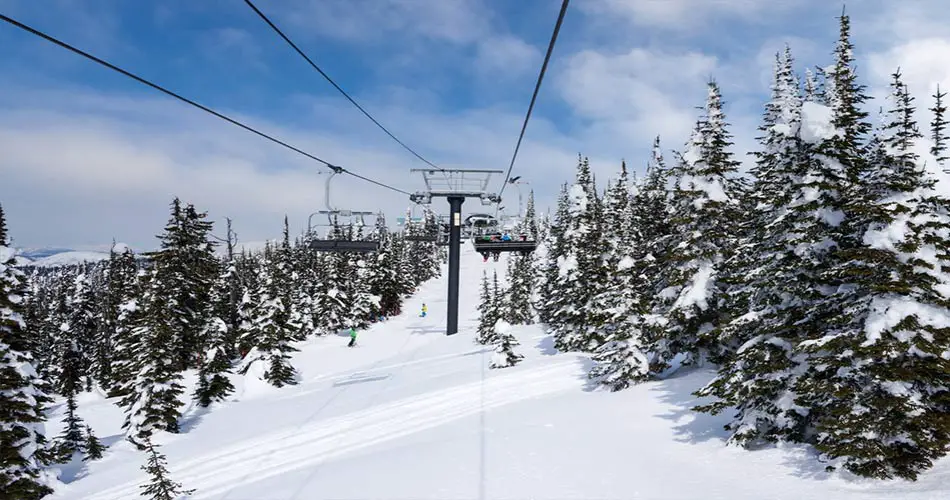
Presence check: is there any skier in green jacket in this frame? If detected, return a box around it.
[347,328,357,347]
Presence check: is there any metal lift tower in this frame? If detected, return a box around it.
[410,168,502,335]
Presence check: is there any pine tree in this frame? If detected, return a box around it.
[504,252,534,325]
[643,82,746,376]
[82,425,104,461]
[241,228,300,388]
[140,438,194,500]
[489,320,523,369]
[536,183,570,325]
[476,272,497,345]
[0,212,55,499]
[144,199,219,372]
[588,161,650,390]
[931,85,948,165]
[694,45,825,446]
[193,316,234,406]
[103,244,141,399]
[55,341,88,459]
[522,190,538,241]
[796,68,950,480]
[0,203,6,246]
[121,269,186,449]
[550,155,604,352]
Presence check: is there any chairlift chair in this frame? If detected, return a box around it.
[307,168,381,253]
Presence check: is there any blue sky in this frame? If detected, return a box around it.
[1,0,949,250]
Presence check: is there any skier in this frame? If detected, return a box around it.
[347,328,357,347]
[501,231,512,241]
[420,303,427,318]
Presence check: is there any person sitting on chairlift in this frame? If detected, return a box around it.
[501,231,512,242]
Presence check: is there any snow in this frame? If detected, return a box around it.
[44,246,950,499]
[800,101,838,143]
[672,261,715,312]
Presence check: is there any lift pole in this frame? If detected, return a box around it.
[410,168,502,336]
[446,196,464,335]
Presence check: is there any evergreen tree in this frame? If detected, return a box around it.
[643,82,746,376]
[140,438,194,500]
[0,203,6,245]
[550,155,604,352]
[0,214,55,499]
[796,68,950,480]
[476,272,497,345]
[144,199,219,372]
[193,316,234,407]
[536,183,570,325]
[504,253,534,325]
[695,45,826,446]
[931,85,948,165]
[489,320,523,369]
[121,269,186,449]
[242,224,300,388]
[588,161,650,390]
[82,425,104,462]
[54,341,88,459]
[66,272,98,392]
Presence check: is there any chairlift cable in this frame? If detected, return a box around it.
[0,13,413,197]
[498,0,570,199]
[243,0,446,173]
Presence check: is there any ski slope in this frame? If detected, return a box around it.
[48,245,950,499]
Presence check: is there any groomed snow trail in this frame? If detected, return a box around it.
[48,245,950,499]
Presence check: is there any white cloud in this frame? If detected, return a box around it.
[474,35,542,78]
[277,0,491,45]
[580,0,803,29]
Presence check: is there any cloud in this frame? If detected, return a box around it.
[579,0,804,30]
[276,0,491,45]
[4,0,950,251]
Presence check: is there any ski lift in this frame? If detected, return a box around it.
[308,167,380,253]
[401,203,450,244]
[472,204,536,261]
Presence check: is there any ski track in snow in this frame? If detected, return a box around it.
[84,360,580,500]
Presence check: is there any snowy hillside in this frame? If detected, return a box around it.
[46,246,950,500]
[28,251,111,267]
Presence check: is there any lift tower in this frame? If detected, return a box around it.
[410,168,502,335]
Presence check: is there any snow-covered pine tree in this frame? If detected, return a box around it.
[695,45,827,446]
[83,425,104,461]
[489,319,523,369]
[536,183,569,325]
[588,161,651,390]
[54,340,90,459]
[0,212,56,499]
[644,82,746,376]
[0,203,6,244]
[631,136,674,306]
[795,68,950,480]
[492,269,508,320]
[121,269,186,449]
[504,251,534,325]
[550,155,605,352]
[140,438,194,500]
[931,84,948,165]
[64,271,99,392]
[476,271,497,345]
[144,199,219,372]
[193,316,233,406]
[246,220,300,387]
[522,190,538,241]
[803,67,821,103]
[104,245,141,399]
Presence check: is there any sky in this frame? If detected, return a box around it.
[1,0,949,251]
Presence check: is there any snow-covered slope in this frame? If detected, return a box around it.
[48,246,950,499]
[30,251,110,267]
